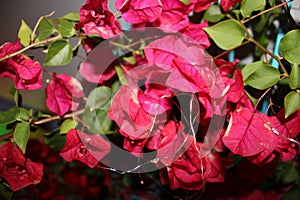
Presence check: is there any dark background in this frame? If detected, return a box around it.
[0,0,85,110]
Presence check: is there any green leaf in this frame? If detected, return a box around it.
[86,86,113,110]
[37,17,56,40]
[282,165,299,183]
[180,0,190,5]
[123,56,136,65]
[9,85,21,107]
[44,131,66,150]
[61,12,80,21]
[84,86,114,134]
[289,63,300,89]
[115,66,129,86]
[82,109,113,134]
[203,20,245,50]
[242,62,260,80]
[0,107,19,125]
[44,40,73,66]
[0,124,12,136]
[60,119,78,134]
[284,91,300,118]
[245,91,258,106]
[18,20,32,46]
[279,30,300,64]
[241,0,266,18]
[0,182,13,200]
[203,4,225,23]
[283,188,300,200]
[13,122,30,153]
[58,19,76,37]
[16,108,30,121]
[242,61,281,89]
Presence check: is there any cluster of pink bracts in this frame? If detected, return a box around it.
[0,0,299,197]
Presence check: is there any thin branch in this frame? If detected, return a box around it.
[254,76,286,110]
[0,132,13,141]
[0,35,62,62]
[213,40,251,59]
[31,11,56,43]
[249,37,289,75]
[254,87,272,110]
[32,108,85,126]
[236,19,289,76]
[242,1,290,24]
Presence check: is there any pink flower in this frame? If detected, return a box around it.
[0,142,43,191]
[0,40,43,90]
[191,0,214,13]
[109,84,174,155]
[180,21,211,49]
[78,0,121,39]
[145,35,223,95]
[109,84,172,139]
[59,129,111,168]
[221,0,243,11]
[45,73,84,116]
[152,0,192,31]
[167,139,211,190]
[116,0,162,24]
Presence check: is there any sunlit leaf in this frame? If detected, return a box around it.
[13,122,30,153]
[204,20,245,50]
[279,30,300,64]
[203,4,225,22]
[241,0,266,18]
[242,61,280,89]
[289,63,300,89]
[44,40,72,66]
[61,12,80,21]
[58,19,76,37]
[60,119,78,134]
[18,20,32,46]
[284,91,300,118]
[37,17,56,40]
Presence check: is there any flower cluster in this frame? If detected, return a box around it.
[0,0,299,198]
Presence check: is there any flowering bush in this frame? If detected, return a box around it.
[0,0,300,199]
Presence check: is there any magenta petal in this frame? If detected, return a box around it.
[117,0,162,24]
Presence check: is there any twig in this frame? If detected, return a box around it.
[32,108,85,126]
[0,35,62,62]
[31,11,56,43]
[213,40,251,59]
[0,132,13,141]
[249,37,289,76]
[236,19,289,76]
[241,1,290,24]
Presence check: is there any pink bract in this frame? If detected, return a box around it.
[0,142,43,191]
[59,129,111,168]
[221,0,243,11]
[0,40,43,90]
[45,73,84,116]
[116,0,162,24]
[79,0,121,39]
